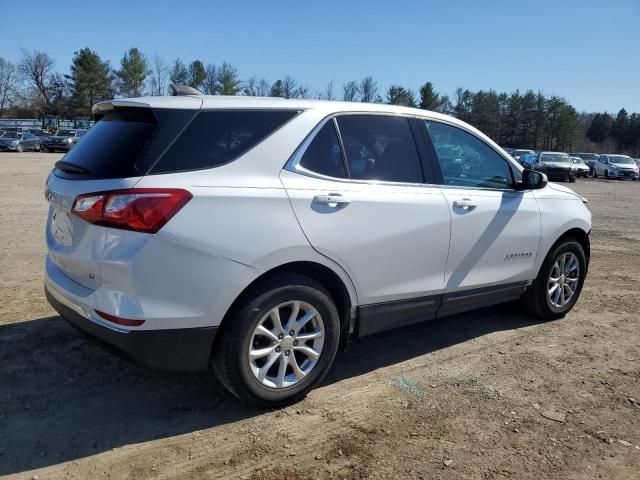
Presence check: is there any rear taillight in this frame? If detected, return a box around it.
[95,310,145,327]
[71,188,192,234]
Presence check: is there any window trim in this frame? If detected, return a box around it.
[285,111,434,187]
[422,118,519,192]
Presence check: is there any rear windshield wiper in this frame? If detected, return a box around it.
[55,160,90,175]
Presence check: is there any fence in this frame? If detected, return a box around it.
[0,118,94,129]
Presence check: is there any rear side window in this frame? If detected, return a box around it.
[336,115,423,183]
[151,110,299,174]
[298,121,347,178]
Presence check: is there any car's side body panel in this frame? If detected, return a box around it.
[438,187,541,291]
[280,169,451,305]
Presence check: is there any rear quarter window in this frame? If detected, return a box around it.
[150,110,299,174]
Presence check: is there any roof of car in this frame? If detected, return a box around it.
[93,94,456,122]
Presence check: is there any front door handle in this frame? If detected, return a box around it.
[313,194,351,206]
[452,198,477,209]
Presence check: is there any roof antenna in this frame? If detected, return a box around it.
[170,84,204,96]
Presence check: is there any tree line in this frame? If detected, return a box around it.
[0,48,638,156]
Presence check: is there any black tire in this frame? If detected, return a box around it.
[47,148,54,153]
[569,175,576,183]
[521,238,586,320]
[212,273,341,408]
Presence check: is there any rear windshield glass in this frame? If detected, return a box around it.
[56,109,164,179]
[150,110,299,174]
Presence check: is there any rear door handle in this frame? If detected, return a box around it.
[313,194,351,206]
[452,198,477,209]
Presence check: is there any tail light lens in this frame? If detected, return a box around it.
[95,310,145,327]
[72,188,192,234]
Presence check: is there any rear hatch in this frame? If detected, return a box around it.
[45,102,200,290]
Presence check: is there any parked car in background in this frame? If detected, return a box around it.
[512,149,535,162]
[571,153,600,175]
[570,156,590,178]
[520,152,577,182]
[593,154,639,180]
[43,93,592,406]
[502,147,515,157]
[43,129,88,152]
[0,131,41,152]
[25,128,52,150]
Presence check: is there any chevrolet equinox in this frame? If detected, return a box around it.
[44,88,591,406]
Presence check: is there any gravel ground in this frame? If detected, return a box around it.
[1,152,639,479]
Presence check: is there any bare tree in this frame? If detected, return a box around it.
[282,75,298,99]
[244,77,271,96]
[323,79,335,100]
[19,49,55,110]
[295,84,311,99]
[359,75,380,103]
[343,80,360,102]
[255,78,271,96]
[202,64,218,94]
[0,58,18,116]
[149,55,169,96]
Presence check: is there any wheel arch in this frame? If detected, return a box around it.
[543,227,591,275]
[217,260,357,348]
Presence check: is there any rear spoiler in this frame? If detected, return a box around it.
[92,93,204,116]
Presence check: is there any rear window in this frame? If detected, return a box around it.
[150,110,299,174]
[55,108,190,180]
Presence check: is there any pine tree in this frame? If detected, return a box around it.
[188,60,206,89]
[66,48,113,115]
[115,48,149,97]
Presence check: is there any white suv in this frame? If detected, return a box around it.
[44,91,591,406]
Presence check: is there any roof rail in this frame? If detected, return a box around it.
[170,84,204,96]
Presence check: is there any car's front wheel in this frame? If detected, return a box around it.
[522,238,586,320]
[212,274,341,407]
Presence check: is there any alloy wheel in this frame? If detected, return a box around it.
[547,252,580,308]
[248,300,325,389]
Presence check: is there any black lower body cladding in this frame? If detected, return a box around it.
[45,287,217,371]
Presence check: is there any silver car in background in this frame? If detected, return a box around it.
[593,154,639,180]
[44,129,88,152]
[570,156,590,178]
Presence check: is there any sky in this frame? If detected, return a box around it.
[1,0,638,113]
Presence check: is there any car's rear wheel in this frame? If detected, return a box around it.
[522,239,586,320]
[212,274,340,407]
[16,144,23,153]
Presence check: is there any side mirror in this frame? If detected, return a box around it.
[516,168,547,190]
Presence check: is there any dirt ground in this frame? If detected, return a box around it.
[1,152,639,480]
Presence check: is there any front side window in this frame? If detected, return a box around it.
[298,121,347,178]
[425,121,513,189]
[336,115,423,183]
